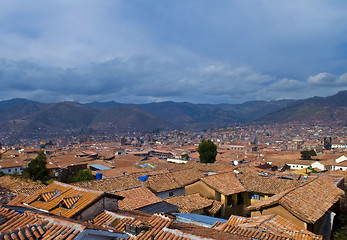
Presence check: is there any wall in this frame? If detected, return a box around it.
[250,205,308,229]
[185,181,215,199]
[155,188,185,199]
[287,164,309,170]
[333,165,347,171]
[0,166,25,175]
[76,196,118,221]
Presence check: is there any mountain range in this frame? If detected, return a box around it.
[0,90,346,139]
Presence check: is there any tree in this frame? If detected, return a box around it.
[23,151,49,180]
[70,169,94,183]
[181,154,189,160]
[198,139,217,163]
[300,149,317,160]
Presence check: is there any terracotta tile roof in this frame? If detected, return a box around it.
[212,214,323,240]
[165,193,214,213]
[207,200,223,215]
[201,172,247,195]
[99,166,145,178]
[186,162,235,173]
[91,210,149,229]
[0,158,26,169]
[49,155,90,169]
[0,176,46,196]
[0,207,44,232]
[141,169,204,193]
[247,177,345,223]
[71,174,143,192]
[144,173,181,193]
[0,206,83,239]
[132,214,175,240]
[237,173,304,195]
[117,187,163,210]
[168,169,204,186]
[22,181,122,219]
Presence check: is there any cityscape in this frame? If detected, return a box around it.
[0,1,347,240]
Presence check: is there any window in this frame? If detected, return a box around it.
[237,192,244,205]
[169,192,173,197]
[37,190,61,202]
[8,169,11,173]
[250,193,260,200]
[227,195,233,206]
[215,191,221,201]
[60,196,81,209]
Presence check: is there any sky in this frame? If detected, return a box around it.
[0,0,347,104]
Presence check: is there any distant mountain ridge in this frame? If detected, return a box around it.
[0,90,346,138]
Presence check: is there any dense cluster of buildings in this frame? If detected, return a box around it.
[0,123,346,239]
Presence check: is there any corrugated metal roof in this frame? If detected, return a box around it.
[173,213,227,227]
[90,164,111,170]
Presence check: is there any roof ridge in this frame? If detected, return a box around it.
[235,173,249,191]
[53,181,105,194]
[270,176,318,203]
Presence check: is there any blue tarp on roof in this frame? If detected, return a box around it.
[138,174,149,181]
[89,164,111,171]
[172,213,227,228]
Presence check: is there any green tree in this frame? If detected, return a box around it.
[300,149,317,160]
[198,139,217,163]
[71,169,94,183]
[23,151,49,180]
[181,154,189,160]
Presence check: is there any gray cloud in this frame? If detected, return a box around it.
[0,1,347,103]
[308,72,347,86]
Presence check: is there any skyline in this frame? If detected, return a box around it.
[1,1,347,104]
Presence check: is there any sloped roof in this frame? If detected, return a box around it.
[201,172,247,195]
[144,173,181,192]
[117,187,163,210]
[247,177,345,223]
[22,181,122,218]
[165,193,214,213]
[212,214,322,240]
[72,174,143,192]
[0,175,45,195]
[168,168,204,186]
[237,173,303,195]
[143,169,204,193]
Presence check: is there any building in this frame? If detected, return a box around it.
[246,177,344,239]
[21,181,123,221]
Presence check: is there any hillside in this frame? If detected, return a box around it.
[0,90,346,139]
[257,90,347,125]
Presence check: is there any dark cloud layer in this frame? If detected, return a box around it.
[0,1,346,103]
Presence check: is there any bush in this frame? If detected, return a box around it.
[70,169,94,183]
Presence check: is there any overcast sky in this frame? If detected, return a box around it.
[0,0,347,104]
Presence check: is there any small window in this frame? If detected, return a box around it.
[301,166,303,168]
[169,192,173,197]
[250,193,260,200]
[37,190,61,202]
[227,195,233,206]
[237,192,244,205]
[8,169,11,173]
[60,196,81,209]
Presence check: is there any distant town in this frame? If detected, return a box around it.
[0,121,346,239]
